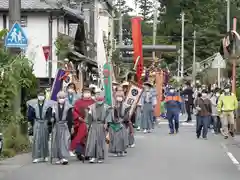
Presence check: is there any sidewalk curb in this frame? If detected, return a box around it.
[0,152,31,164]
[0,153,31,179]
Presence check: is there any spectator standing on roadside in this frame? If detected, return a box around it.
[217,86,238,139]
[195,90,212,140]
[210,88,221,134]
[181,82,194,123]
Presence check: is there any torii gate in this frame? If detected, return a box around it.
[116,17,178,117]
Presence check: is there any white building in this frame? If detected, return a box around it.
[0,0,113,86]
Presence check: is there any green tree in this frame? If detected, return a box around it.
[113,0,133,44]
[112,0,133,75]
[0,29,36,157]
[114,0,133,15]
[138,0,153,20]
[55,33,73,60]
[157,0,240,75]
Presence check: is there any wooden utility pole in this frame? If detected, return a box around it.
[48,15,53,85]
[181,12,185,78]
[232,17,237,94]
[192,30,196,84]
[9,0,21,114]
[90,0,96,60]
[227,0,230,32]
[152,0,158,59]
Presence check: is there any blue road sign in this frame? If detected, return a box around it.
[5,22,28,48]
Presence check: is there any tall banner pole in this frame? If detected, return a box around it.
[131,17,143,86]
[96,27,113,106]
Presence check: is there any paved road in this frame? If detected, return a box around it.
[1,121,240,180]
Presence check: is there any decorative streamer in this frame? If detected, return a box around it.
[154,70,164,117]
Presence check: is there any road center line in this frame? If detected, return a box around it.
[227,152,239,165]
[221,143,240,170]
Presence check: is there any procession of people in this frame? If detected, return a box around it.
[26,76,239,165]
[26,79,158,165]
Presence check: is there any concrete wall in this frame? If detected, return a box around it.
[0,13,69,78]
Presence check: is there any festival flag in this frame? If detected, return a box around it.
[103,63,113,106]
[97,28,107,89]
[96,28,113,106]
[51,69,65,101]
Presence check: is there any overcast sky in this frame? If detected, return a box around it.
[125,0,140,15]
[124,0,158,16]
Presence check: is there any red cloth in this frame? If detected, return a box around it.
[131,17,143,85]
[70,98,95,151]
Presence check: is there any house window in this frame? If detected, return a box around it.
[20,16,27,27]
[68,23,78,38]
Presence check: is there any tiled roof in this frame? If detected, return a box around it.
[82,0,112,8]
[0,0,60,10]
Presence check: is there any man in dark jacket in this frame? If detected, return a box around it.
[195,90,212,139]
[181,82,194,122]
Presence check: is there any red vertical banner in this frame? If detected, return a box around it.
[131,17,143,85]
[42,46,50,61]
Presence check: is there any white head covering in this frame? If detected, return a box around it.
[95,88,104,98]
[95,87,101,93]
[89,84,97,89]
[96,90,105,98]
[112,81,120,86]
[121,81,129,86]
[57,91,67,99]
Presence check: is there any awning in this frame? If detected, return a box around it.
[69,50,97,66]
[61,5,84,21]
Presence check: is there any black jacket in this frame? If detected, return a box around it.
[181,87,194,104]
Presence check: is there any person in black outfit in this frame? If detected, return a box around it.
[181,82,194,122]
